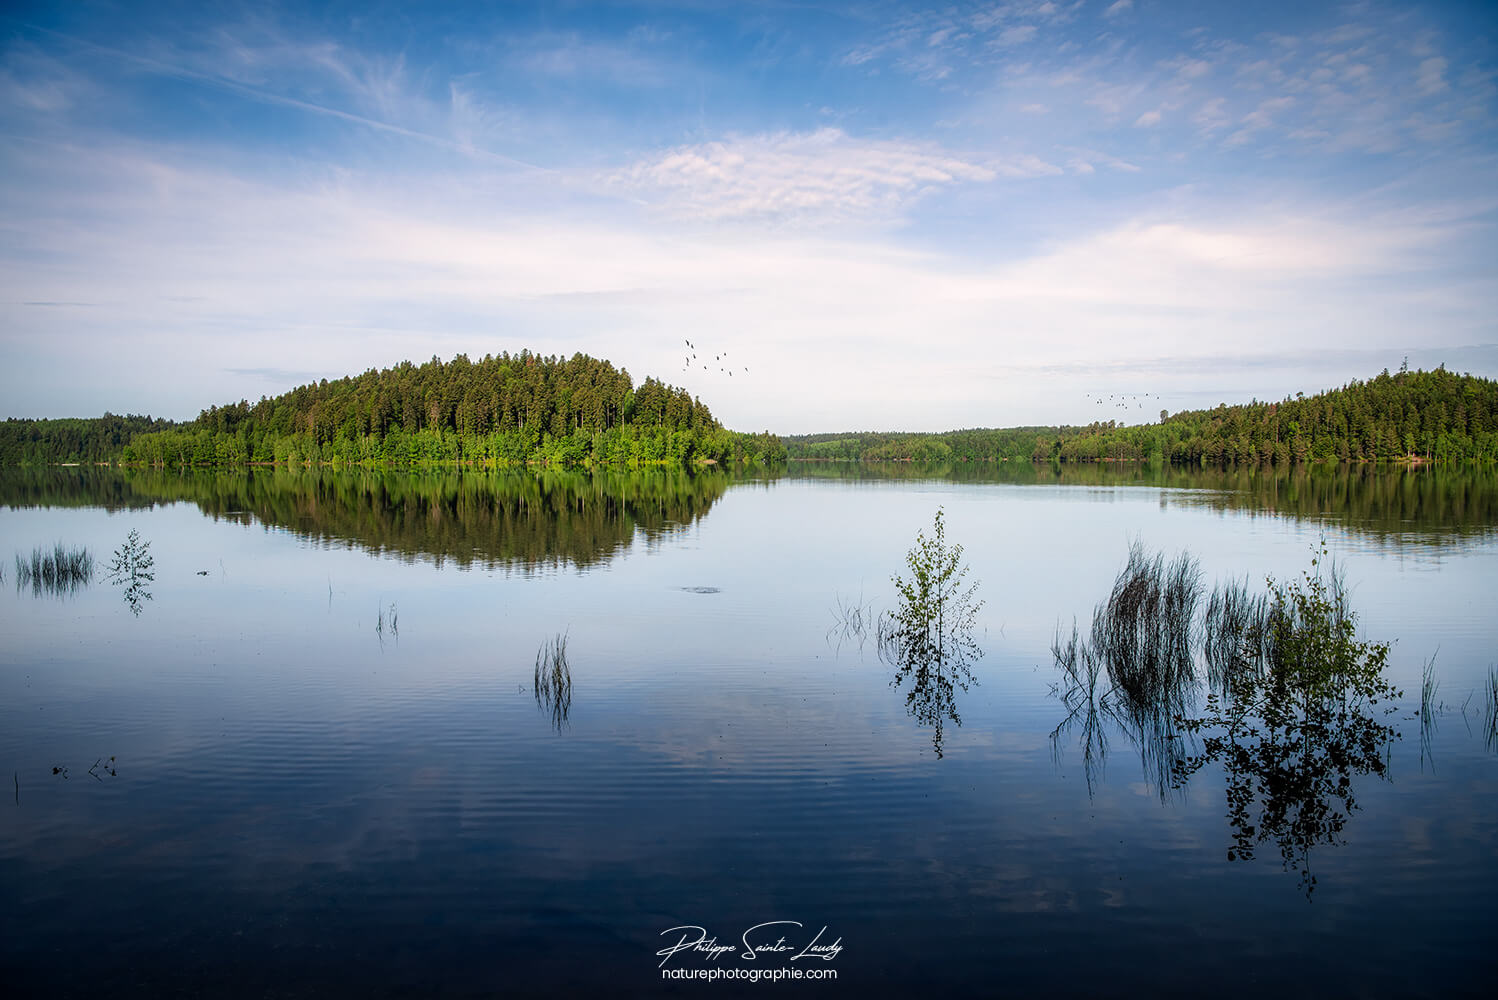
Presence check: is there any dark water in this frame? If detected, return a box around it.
[1,464,1494,997]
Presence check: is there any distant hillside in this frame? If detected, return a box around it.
[1,352,782,468]
[1036,366,1498,466]
[789,367,1498,467]
[785,427,1068,463]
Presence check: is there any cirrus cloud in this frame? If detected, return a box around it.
[607,128,1059,223]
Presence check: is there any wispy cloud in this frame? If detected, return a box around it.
[607,128,1056,223]
[1416,57,1448,96]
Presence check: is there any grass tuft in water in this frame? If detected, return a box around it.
[827,590,875,654]
[15,542,94,596]
[534,631,573,731]
[1420,651,1440,769]
[1094,540,1201,715]
[1485,665,1498,754]
[375,602,399,641]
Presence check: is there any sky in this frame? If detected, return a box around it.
[1,0,1495,433]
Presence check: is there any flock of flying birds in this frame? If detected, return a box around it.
[682,339,748,377]
[1086,391,1159,410]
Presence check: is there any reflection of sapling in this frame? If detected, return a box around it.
[106,529,154,583]
[878,508,983,758]
[107,529,155,616]
[1174,542,1401,898]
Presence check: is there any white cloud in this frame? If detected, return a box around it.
[1224,96,1296,147]
[1104,0,1133,18]
[1194,97,1231,133]
[1135,109,1162,127]
[998,25,1039,47]
[607,129,1055,223]
[1063,147,1141,173]
[1417,57,1448,96]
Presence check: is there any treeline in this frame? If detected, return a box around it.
[116,351,784,468]
[785,427,1066,463]
[788,368,1497,467]
[1034,367,1498,466]
[0,414,177,465]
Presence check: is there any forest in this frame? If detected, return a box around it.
[5,352,784,469]
[785,427,1062,463]
[6,363,1495,470]
[0,413,177,466]
[787,367,1498,467]
[1034,366,1498,466]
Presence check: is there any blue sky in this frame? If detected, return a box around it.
[2,0,1495,432]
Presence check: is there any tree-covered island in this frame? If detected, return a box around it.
[4,351,783,468]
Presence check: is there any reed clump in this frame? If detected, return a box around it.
[534,632,573,730]
[1094,541,1200,718]
[1484,665,1498,754]
[375,602,399,640]
[827,591,875,654]
[15,542,94,596]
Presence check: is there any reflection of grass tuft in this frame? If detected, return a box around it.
[375,602,399,640]
[534,632,572,731]
[15,543,94,596]
[1486,666,1498,754]
[827,590,874,654]
[1420,652,1440,769]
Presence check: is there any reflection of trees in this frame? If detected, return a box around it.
[879,509,983,759]
[1052,541,1402,896]
[1175,550,1400,897]
[786,461,1498,550]
[0,467,733,574]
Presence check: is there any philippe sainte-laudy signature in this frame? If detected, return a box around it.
[657,922,844,968]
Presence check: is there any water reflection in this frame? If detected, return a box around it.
[534,633,573,731]
[879,509,983,758]
[12,543,93,598]
[1052,542,1404,895]
[0,466,732,573]
[789,460,1498,551]
[106,529,154,616]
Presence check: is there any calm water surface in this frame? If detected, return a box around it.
[1,464,1495,997]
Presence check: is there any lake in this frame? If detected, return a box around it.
[2,463,1495,997]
